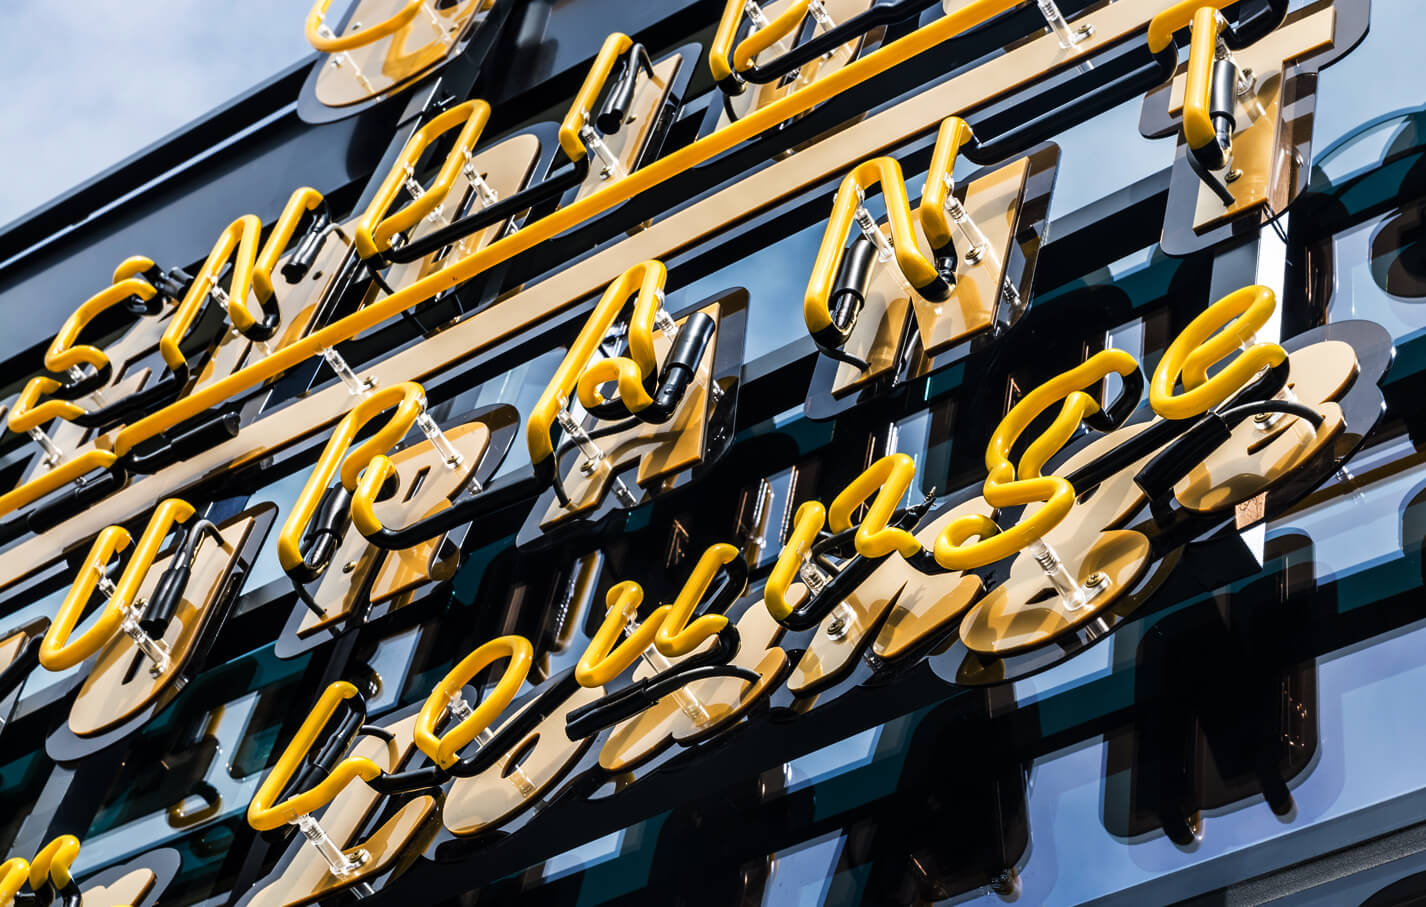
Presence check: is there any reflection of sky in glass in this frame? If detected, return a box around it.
[1046,96,1176,223]
[783,726,882,794]
[243,467,312,593]
[761,830,847,907]
[1268,435,1423,588]
[671,220,827,365]
[5,585,83,705]
[961,617,1426,906]
[1326,212,1426,345]
[1311,0,1421,156]
[75,692,262,874]
[540,827,626,883]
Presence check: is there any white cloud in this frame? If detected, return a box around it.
[0,0,315,224]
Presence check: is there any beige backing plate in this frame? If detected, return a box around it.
[191,215,361,396]
[1180,8,1336,231]
[299,422,490,636]
[541,304,720,528]
[871,498,995,661]
[381,133,543,295]
[1175,341,1356,512]
[22,371,147,489]
[714,0,877,131]
[945,418,1160,658]
[0,629,28,675]
[69,515,256,737]
[598,603,788,772]
[81,868,155,906]
[911,156,1028,355]
[1026,419,1158,553]
[443,682,603,836]
[830,248,911,398]
[314,0,493,108]
[205,134,543,402]
[246,713,435,907]
[575,54,683,203]
[20,287,179,488]
[1177,402,1344,512]
[791,497,991,693]
[960,529,1151,656]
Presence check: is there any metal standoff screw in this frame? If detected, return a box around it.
[1030,539,1109,611]
[1036,0,1090,49]
[463,158,500,207]
[825,602,856,640]
[415,410,464,469]
[580,124,626,181]
[653,292,679,340]
[1226,169,1243,183]
[27,427,63,468]
[611,477,638,507]
[944,191,989,265]
[297,813,369,878]
[121,608,172,676]
[556,409,608,476]
[853,205,896,262]
[1237,67,1255,97]
[322,348,376,397]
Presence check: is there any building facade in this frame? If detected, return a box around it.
[0,0,1423,903]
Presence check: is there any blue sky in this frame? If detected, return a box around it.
[0,0,314,226]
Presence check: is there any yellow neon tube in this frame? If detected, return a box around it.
[0,857,28,902]
[354,100,492,259]
[413,635,532,769]
[1146,0,1240,54]
[654,543,737,657]
[709,0,813,82]
[27,836,80,892]
[709,0,749,84]
[577,358,654,413]
[765,501,827,621]
[1151,285,1285,420]
[1182,7,1225,152]
[0,449,117,521]
[112,0,1056,460]
[916,116,975,252]
[528,260,666,470]
[828,453,923,559]
[276,382,426,576]
[39,498,195,670]
[306,0,424,52]
[44,277,158,375]
[805,157,940,335]
[577,582,671,687]
[254,187,326,306]
[934,350,1139,570]
[247,681,382,831]
[559,32,632,161]
[8,377,85,434]
[160,215,261,368]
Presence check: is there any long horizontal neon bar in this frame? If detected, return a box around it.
[114,0,1035,456]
